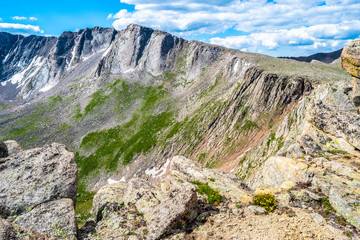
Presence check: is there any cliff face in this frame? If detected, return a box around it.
[0,27,117,100]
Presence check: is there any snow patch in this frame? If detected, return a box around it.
[236,147,252,161]
[102,46,112,58]
[39,81,56,92]
[145,158,171,178]
[107,178,120,185]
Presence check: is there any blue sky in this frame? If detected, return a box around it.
[1,0,359,57]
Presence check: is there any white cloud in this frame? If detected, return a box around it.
[210,21,360,51]
[13,16,27,20]
[109,0,360,55]
[0,23,44,33]
[12,16,38,21]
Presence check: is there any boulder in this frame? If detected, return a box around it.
[341,39,360,109]
[166,156,252,203]
[3,140,22,157]
[249,156,308,189]
[248,206,266,215]
[341,39,360,79]
[307,99,360,150]
[0,142,78,217]
[146,181,197,240]
[91,182,127,218]
[91,177,198,240]
[14,199,77,240]
[0,141,22,163]
[0,218,55,240]
[312,174,360,229]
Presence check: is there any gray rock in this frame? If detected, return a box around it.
[311,213,325,223]
[232,208,244,215]
[90,176,198,240]
[15,199,77,239]
[3,140,22,157]
[248,206,266,215]
[0,142,78,217]
[143,181,197,240]
[91,182,127,219]
[341,39,360,79]
[305,190,322,201]
[341,39,360,110]
[0,218,55,240]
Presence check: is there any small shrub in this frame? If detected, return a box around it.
[327,149,348,155]
[236,204,242,208]
[190,181,223,205]
[209,178,215,182]
[344,231,352,238]
[252,194,277,213]
[336,216,347,226]
[320,198,335,214]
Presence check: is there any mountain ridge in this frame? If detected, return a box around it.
[279,48,343,64]
[1,24,359,238]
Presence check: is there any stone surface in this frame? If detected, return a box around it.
[164,156,252,203]
[3,140,22,157]
[90,174,198,240]
[146,181,197,240]
[250,156,308,189]
[248,206,266,215]
[0,218,55,240]
[91,182,127,218]
[0,142,78,217]
[341,39,360,109]
[341,39,360,79]
[15,199,77,240]
[311,213,324,223]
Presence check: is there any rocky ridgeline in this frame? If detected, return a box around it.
[1,141,359,239]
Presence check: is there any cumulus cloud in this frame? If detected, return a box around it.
[210,21,360,51]
[0,23,44,33]
[109,0,360,55]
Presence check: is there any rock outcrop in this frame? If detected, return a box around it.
[79,156,252,240]
[80,155,358,239]
[0,141,78,239]
[341,39,360,112]
[0,218,56,240]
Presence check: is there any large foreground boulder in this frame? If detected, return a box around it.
[15,199,77,239]
[341,39,360,110]
[0,218,56,240]
[91,177,197,240]
[0,142,78,216]
[0,141,78,239]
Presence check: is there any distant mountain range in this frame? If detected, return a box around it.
[279,48,343,64]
